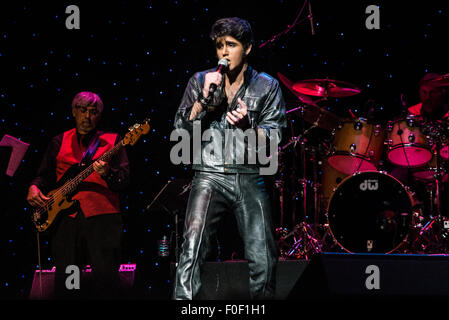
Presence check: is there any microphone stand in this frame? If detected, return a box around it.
[145,180,181,266]
[258,0,311,49]
[145,180,171,211]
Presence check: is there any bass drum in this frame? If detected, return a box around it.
[319,159,348,210]
[327,171,416,253]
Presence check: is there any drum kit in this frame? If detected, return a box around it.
[275,74,449,259]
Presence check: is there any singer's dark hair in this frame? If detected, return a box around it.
[210,17,254,50]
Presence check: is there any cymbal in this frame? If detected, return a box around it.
[292,79,361,98]
[428,74,449,86]
[286,100,341,131]
[277,72,319,107]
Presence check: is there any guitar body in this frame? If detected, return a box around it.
[32,164,82,233]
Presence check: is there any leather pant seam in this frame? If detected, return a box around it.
[187,188,212,299]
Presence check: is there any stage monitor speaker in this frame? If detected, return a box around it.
[171,259,309,300]
[288,253,449,299]
[29,264,137,299]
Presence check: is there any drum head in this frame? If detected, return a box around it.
[441,145,449,160]
[387,146,432,167]
[327,171,413,253]
[327,155,377,175]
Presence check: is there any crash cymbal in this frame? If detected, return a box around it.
[286,100,341,131]
[292,79,361,98]
[277,72,320,107]
[428,74,449,86]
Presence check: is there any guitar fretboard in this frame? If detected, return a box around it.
[61,140,124,196]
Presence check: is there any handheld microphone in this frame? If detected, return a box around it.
[208,58,229,96]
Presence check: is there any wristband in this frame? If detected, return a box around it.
[197,91,211,109]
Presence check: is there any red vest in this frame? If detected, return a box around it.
[408,103,449,119]
[56,128,121,218]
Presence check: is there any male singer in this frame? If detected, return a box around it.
[173,17,286,300]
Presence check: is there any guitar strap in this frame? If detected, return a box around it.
[80,131,101,167]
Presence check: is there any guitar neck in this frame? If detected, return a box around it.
[62,140,124,195]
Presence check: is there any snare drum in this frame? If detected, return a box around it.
[386,115,432,167]
[412,153,449,182]
[327,118,385,175]
[326,171,416,253]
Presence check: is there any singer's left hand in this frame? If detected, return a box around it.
[226,98,249,128]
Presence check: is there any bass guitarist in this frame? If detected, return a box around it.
[27,91,130,299]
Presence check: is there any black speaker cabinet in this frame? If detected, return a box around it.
[29,264,137,299]
[171,259,309,300]
[288,253,449,299]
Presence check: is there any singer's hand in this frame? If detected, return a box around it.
[226,98,249,128]
[204,71,223,97]
[189,101,204,120]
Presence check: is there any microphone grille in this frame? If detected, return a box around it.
[218,58,229,67]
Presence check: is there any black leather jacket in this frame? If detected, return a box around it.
[174,66,286,174]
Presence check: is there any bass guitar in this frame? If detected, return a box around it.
[32,119,150,232]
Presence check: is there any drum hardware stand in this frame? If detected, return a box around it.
[274,132,297,257]
[273,147,290,256]
[274,177,285,226]
[274,146,287,227]
[416,131,449,253]
[282,105,323,260]
[283,222,323,260]
[276,123,303,227]
[311,148,321,234]
[315,215,339,252]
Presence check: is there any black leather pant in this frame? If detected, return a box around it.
[52,212,122,299]
[173,171,278,300]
